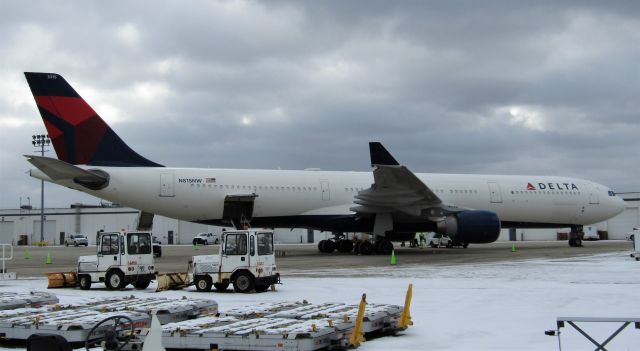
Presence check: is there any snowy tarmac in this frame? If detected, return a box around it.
[0,251,638,350]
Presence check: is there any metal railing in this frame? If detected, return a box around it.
[0,244,13,274]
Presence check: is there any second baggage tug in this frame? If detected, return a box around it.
[190,230,280,293]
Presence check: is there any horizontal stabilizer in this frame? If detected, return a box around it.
[369,142,399,166]
[26,155,109,190]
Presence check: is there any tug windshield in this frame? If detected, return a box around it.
[257,232,273,255]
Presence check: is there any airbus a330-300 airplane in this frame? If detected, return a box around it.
[23,72,625,255]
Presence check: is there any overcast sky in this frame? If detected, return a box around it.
[1,1,639,209]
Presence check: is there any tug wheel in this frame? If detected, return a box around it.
[233,272,255,293]
[79,275,92,290]
[195,275,212,292]
[105,270,125,290]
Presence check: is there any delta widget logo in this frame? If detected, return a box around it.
[526,182,579,191]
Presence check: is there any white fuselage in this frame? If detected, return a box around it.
[31,166,625,230]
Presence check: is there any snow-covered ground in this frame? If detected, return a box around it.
[0,252,638,350]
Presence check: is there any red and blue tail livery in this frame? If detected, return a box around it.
[24,72,163,167]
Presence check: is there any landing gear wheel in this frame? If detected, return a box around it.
[133,278,151,290]
[85,315,134,351]
[79,275,91,290]
[575,238,582,247]
[359,241,375,255]
[213,282,229,291]
[462,242,469,248]
[317,240,327,252]
[233,272,255,293]
[195,275,212,292]
[337,240,354,253]
[254,284,270,292]
[105,270,125,290]
[321,240,336,253]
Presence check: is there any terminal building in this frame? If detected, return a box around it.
[0,193,638,246]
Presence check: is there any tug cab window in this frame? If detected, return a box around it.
[257,232,274,255]
[100,234,119,255]
[224,233,247,255]
[127,233,151,255]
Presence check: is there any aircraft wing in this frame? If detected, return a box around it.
[351,142,452,217]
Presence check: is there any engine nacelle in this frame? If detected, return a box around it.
[436,210,501,243]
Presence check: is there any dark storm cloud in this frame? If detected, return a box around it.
[1,0,639,209]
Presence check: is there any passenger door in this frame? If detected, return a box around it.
[320,180,330,201]
[588,184,600,204]
[488,181,503,203]
[160,173,175,197]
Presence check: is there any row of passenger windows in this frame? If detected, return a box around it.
[444,189,478,194]
[189,183,319,192]
[342,188,480,194]
[187,183,581,197]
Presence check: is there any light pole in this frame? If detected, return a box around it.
[32,134,50,243]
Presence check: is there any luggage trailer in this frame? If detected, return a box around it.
[265,302,405,334]
[223,301,404,334]
[159,315,353,351]
[69,296,218,325]
[0,308,150,344]
[0,291,59,310]
[155,300,408,351]
[0,295,218,344]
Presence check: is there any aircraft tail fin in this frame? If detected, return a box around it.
[369,142,399,166]
[23,72,163,167]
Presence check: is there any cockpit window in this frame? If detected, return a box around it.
[608,190,616,196]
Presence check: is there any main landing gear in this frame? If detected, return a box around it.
[568,225,584,247]
[317,233,394,255]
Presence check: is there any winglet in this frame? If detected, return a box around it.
[369,142,399,166]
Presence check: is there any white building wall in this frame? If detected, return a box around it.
[605,207,640,239]
[0,221,15,245]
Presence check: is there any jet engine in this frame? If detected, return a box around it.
[436,210,501,243]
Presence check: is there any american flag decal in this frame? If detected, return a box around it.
[527,182,535,190]
[206,178,216,183]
